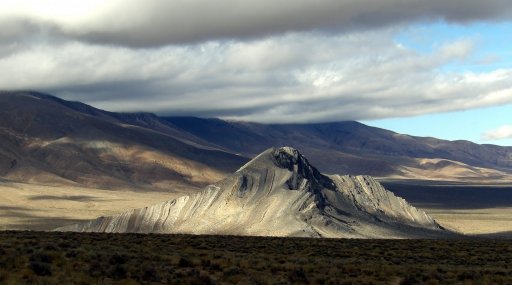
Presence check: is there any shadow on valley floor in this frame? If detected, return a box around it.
[473,231,512,239]
[1,217,86,231]
[382,182,512,209]
[3,218,86,231]
[0,205,86,231]
[0,205,39,218]
[28,195,114,202]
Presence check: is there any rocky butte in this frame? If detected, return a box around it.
[58,147,450,238]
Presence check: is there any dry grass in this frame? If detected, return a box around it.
[0,231,511,285]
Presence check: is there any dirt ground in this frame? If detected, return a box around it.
[382,181,512,237]
[421,207,512,237]
[0,181,190,231]
[1,179,511,237]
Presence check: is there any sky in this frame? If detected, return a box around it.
[1,0,512,145]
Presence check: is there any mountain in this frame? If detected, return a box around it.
[58,147,448,238]
[2,91,511,188]
[164,117,512,182]
[0,91,247,190]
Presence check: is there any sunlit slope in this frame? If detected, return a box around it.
[59,147,448,238]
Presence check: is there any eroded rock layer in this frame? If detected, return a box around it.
[58,147,447,238]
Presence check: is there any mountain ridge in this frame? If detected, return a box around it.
[0,91,247,190]
[1,90,511,186]
[163,117,512,181]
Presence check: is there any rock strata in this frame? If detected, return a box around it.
[58,147,447,238]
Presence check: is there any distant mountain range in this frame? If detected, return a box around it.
[0,91,246,190]
[1,91,511,190]
[58,147,449,238]
[164,117,512,182]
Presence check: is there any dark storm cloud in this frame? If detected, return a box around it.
[3,0,512,47]
[68,0,512,47]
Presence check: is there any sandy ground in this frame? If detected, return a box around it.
[381,181,512,238]
[2,179,511,237]
[0,181,189,231]
[422,207,512,237]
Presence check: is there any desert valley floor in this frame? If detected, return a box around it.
[0,181,186,231]
[1,178,511,237]
[382,181,512,237]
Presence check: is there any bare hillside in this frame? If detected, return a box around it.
[59,147,449,238]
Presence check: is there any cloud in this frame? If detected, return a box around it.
[482,125,512,140]
[1,29,511,123]
[1,1,511,124]
[3,0,512,47]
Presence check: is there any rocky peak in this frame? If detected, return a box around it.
[57,146,447,238]
[271,147,335,191]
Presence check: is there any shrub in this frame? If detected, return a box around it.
[400,274,420,285]
[88,261,104,277]
[223,266,244,277]
[108,264,127,280]
[30,261,52,276]
[178,256,192,267]
[142,264,158,281]
[109,253,127,265]
[29,252,53,264]
[288,267,308,283]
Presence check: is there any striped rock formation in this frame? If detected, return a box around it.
[58,147,448,238]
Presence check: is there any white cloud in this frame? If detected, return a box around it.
[0,0,115,24]
[1,1,512,123]
[1,30,511,123]
[482,125,512,140]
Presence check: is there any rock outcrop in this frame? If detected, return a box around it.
[58,147,448,238]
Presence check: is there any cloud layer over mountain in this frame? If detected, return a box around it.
[1,0,512,122]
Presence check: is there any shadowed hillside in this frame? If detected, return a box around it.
[0,91,247,190]
[165,117,512,181]
[2,91,511,187]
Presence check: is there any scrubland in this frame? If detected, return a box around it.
[1,231,511,285]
